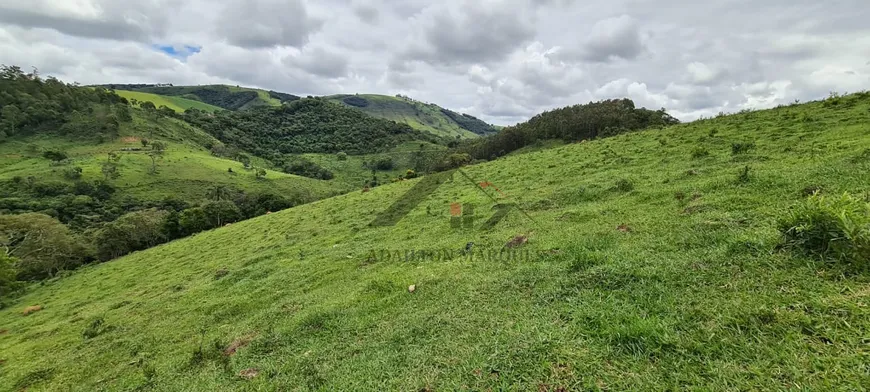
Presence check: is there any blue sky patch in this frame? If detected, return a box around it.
[154,45,202,60]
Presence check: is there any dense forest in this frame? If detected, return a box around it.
[440,108,499,136]
[179,98,446,157]
[1,65,130,141]
[457,99,679,161]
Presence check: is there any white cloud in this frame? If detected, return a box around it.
[0,0,868,125]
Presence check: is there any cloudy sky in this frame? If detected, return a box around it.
[1,0,868,125]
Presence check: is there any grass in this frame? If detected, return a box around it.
[1,94,869,390]
[0,111,340,203]
[114,90,223,113]
[327,94,481,139]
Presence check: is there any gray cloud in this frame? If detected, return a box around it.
[556,15,645,63]
[216,0,322,48]
[0,0,167,41]
[402,0,538,66]
[284,46,350,78]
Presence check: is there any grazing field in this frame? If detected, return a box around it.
[1,94,869,390]
[114,90,223,113]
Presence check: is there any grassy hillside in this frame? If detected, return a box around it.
[102,85,297,111]
[1,93,868,390]
[114,90,223,113]
[327,94,494,139]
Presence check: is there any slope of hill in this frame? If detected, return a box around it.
[326,94,497,139]
[101,84,299,111]
[179,98,446,156]
[2,93,868,390]
[113,90,223,113]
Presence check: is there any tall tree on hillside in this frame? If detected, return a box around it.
[206,185,232,201]
[1,105,23,138]
[147,141,167,174]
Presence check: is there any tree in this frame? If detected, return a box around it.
[206,185,232,201]
[101,161,119,180]
[179,207,210,235]
[0,253,22,300]
[94,209,169,261]
[0,213,90,280]
[147,141,167,174]
[1,104,23,137]
[141,138,150,148]
[140,101,156,111]
[202,200,242,227]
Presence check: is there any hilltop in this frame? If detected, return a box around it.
[99,84,299,111]
[113,90,223,113]
[1,91,868,390]
[326,94,499,139]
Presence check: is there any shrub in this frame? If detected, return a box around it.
[736,166,751,184]
[336,152,348,161]
[614,179,634,193]
[732,141,756,155]
[62,166,83,180]
[42,150,68,161]
[780,192,869,269]
[367,157,395,171]
[283,158,334,180]
[691,147,709,159]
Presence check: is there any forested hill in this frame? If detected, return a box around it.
[459,98,680,160]
[327,94,498,139]
[180,98,445,158]
[98,84,299,111]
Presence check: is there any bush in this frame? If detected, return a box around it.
[780,192,869,269]
[42,150,68,161]
[336,152,348,161]
[732,141,756,155]
[736,166,751,184]
[614,179,634,193]
[62,166,83,180]
[367,157,395,171]
[283,158,334,180]
[691,147,709,159]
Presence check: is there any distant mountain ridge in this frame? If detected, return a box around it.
[96,84,499,139]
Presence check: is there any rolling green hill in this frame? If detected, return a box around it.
[101,85,299,111]
[113,90,223,113]
[1,92,868,390]
[327,94,497,139]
